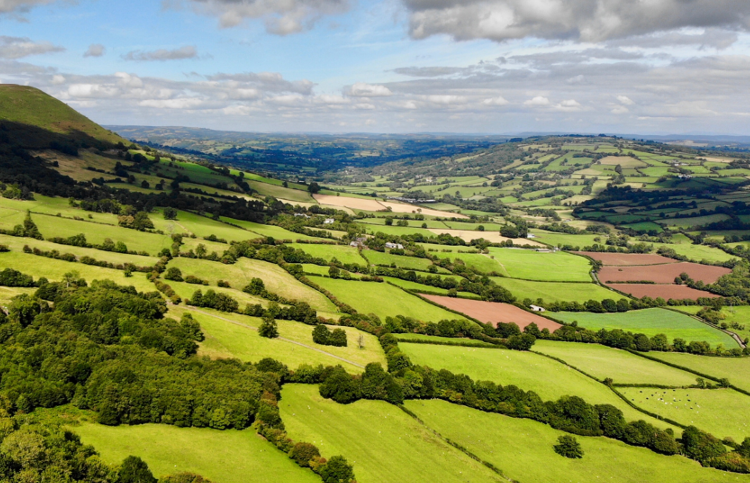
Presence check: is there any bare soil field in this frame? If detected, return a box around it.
[600,262,730,284]
[577,252,679,266]
[607,284,720,300]
[428,228,546,247]
[314,195,468,218]
[380,201,468,219]
[420,294,561,331]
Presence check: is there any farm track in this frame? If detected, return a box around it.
[182,306,365,368]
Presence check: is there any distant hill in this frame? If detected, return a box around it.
[0,84,125,146]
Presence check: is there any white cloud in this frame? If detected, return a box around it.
[346,82,392,97]
[524,96,550,107]
[483,95,509,106]
[0,0,59,15]
[51,74,65,84]
[139,98,204,109]
[124,46,200,61]
[84,44,105,58]
[554,99,582,112]
[0,36,63,59]
[612,106,629,114]
[617,95,634,105]
[426,94,466,105]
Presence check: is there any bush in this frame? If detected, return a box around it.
[259,316,279,339]
[289,442,321,468]
[554,435,584,459]
[164,267,183,282]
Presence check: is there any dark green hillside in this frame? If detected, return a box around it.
[0,84,125,146]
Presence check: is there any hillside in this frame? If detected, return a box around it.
[0,84,125,146]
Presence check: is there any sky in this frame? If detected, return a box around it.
[2,0,750,135]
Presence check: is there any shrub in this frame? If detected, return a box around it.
[164,267,183,282]
[554,435,583,459]
[289,442,321,468]
[259,316,279,339]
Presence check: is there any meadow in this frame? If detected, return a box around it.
[278,385,505,483]
[169,306,382,372]
[220,217,326,242]
[406,400,750,483]
[383,278,480,299]
[361,250,448,272]
[73,422,320,483]
[312,278,464,322]
[527,229,602,249]
[619,387,750,442]
[550,308,737,347]
[491,278,620,303]
[288,243,367,265]
[648,352,750,394]
[532,340,698,386]
[486,248,593,282]
[398,343,673,429]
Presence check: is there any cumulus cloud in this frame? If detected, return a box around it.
[524,96,550,107]
[84,44,105,58]
[346,82,393,97]
[483,95,509,106]
[124,46,200,62]
[403,0,750,43]
[0,36,63,59]
[393,66,464,77]
[617,95,634,105]
[168,0,349,34]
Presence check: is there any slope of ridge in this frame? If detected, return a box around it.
[0,84,125,145]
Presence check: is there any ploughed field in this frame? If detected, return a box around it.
[608,283,721,300]
[578,252,681,266]
[599,262,730,284]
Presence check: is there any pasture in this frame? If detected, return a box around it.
[313,278,464,322]
[362,250,447,272]
[398,343,673,429]
[619,387,750,442]
[171,306,382,372]
[648,352,750,394]
[278,385,505,483]
[406,400,749,483]
[220,217,326,242]
[491,278,620,303]
[533,340,698,386]
[288,243,367,266]
[383,278,480,299]
[486,248,593,282]
[74,422,319,483]
[550,308,736,346]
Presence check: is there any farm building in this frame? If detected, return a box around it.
[385,242,404,249]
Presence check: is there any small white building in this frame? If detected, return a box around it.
[385,242,404,250]
[323,218,335,224]
[529,305,545,312]
[294,213,310,218]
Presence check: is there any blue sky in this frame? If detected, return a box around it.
[2,0,750,134]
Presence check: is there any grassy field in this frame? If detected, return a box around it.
[0,286,36,305]
[486,248,593,282]
[361,250,448,272]
[170,306,381,372]
[288,243,367,266]
[399,343,673,429]
[278,384,505,483]
[166,257,337,313]
[151,209,256,242]
[406,399,750,483]
[0,250,155,292]
[533,340,698,386]
[672,305,750,343]
[648,352,750,393]
[313,278,464,322]
[527,229,603,249]
[650,241,737,263]
[491,278,620,303]
[220,217,326,242]
[73,422,319,483]
[383,278,481,299]
[550,308,737,347]
[395,333,497,347]
[436,251,505,274]
[246,180,315,203]
[619,387,750,442]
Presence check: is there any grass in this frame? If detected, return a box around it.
[650,241,737,263]
[671,305,750,342]
[528,229,602,249]
[361,250,448,273]
[166,257,337,313]
[383,278,480,299]
[152,209,256,242]
[246,180,314,203]
[491,278,620,303]
[436,251,505,274]
[406,399,746,483]
[533,340,698,386]
[0,286,36,305]
[550,308,737,347]
[399,343,673,429]
[278,384,505,483]
[73,422,320,483]
[313,278,465,322]
[169,306,382,372]
[619,387,750,442]
[0,194,118,225]
[486,248,593,282]
[395,333,496,347]
[220,217,327,242]
[288,243,367,266]
[0,250,155,292]
[648,352,750,394]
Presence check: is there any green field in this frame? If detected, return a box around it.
[487,248,593,282]
[361,250,448,272]
[166,257,337,313]
[278,385,505,483]
[151,209,256,243]
[533,340,698,386]
[436,251,505,273]
[672,305,750,343]
[399,343,673,429]
[74,422,319,483]
[395,333,497,347]
[527,229,603,249]
[491,278,620,303]
[383,278,480,299]
[288,243,366,265]
[406,399,750,483]
[550,308,737,347]
[619,387,750,442]
[648,352,750,393]
[313,278,464,322]
[171,306,382,372]
[650,241,737,263]
[220,217,326,242]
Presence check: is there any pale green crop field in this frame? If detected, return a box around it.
[399,343,674,429]
[279,385,505,483]
[288,243,367,266]
[73,422,319,483]
[171,306,381,372]
[313,278,465,322]
[533,340,698,386]
[619,387,750,442]
[406,400,750,483]
[486,248,593,282]
[491,278,619,303]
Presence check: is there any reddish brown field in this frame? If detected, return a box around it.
[420,294,561,332]
[607,284,720,300]
[576,252,679,266]
[600,262,730,284]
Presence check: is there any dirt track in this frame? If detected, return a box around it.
[420,294,561,332]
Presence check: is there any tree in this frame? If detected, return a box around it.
[307,182,321,194]
[22,211,42,239]
[320,455,355,483]
[259,316,279,339]
[682,426,726,463]
[164,267,184,282]
[553,435,583,459]
[163,207,178,220]
[118,456,157,483]
[312,324,330,345]
[289,442,321,468]
[328,328,347,347]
